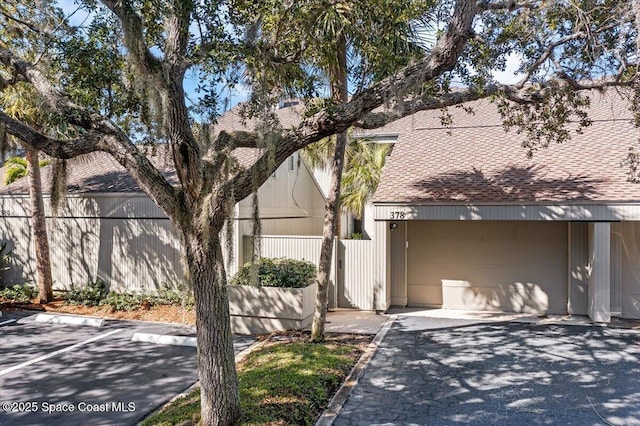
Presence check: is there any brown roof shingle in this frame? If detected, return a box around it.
[373,92,640,204]
[0,104,303,196]
[0,145,262,195]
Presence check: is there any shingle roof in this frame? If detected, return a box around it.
[373,91,640,204]
[0,146,262,195]
[0,104,305,196]
[4,92,636,204]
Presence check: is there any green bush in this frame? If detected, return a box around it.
[102,292,145,311]
[62,280,195,311]
[66,279,109,306]
[231,257,317,289]
[0,284,36,303]
[155,282,195,307]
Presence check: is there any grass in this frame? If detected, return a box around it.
[141,333,371,426]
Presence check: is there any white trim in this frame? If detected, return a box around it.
[351,133,399,143]
[301,157,328,202]
[0,192,152,199]
[374,203,640,221]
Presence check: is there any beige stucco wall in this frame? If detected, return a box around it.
[405,220,569,314]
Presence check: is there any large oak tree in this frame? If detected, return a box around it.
[0,0,638,424]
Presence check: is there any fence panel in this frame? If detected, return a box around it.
[339,239,379,310]
[243,235,337,308]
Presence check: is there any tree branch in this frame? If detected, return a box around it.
[212,130,261,151]
[0,74,26,90]
[357,89,488,129]
[0,108,183,221]
[96,123,184,222]
[219,0,478,204]
[0,109,100,157]
[476,0,540,11]
[101,0,163,80]
[0,47,93,129]
[0,8,41,33]
[164,0,191,70]
[100,0,202,204]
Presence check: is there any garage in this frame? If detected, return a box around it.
[397,220,568,314]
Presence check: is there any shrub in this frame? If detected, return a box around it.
[0,284,36,303]
[62,279,196,310]
[102,292,145,311]
[66,279,109,306]
[231,257,317,289]
[350,232,363,240]
[156,282,195,307]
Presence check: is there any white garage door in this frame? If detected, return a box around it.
[406,221,568,314]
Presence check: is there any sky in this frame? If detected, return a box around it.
[56,0,523,114]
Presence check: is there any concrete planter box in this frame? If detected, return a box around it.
[228,282,318,335]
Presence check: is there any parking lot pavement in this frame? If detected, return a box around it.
[334,316,640,426]
[0,311,255,426]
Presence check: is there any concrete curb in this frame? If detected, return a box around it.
[34,313,104,327]
[131,332,197,347]
[314,314,397,426]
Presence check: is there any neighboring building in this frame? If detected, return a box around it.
[0,145,326,292]
[4,91,640,323]
[370,91,640,322]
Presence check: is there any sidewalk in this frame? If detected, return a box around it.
[322,309,389,334]
[324,307,640,336]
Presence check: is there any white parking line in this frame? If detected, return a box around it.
[0,319,17,326]
[0,328,122,377]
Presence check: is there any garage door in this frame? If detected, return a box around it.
[406,221,568,314]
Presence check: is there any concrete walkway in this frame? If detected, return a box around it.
[323,309,389,335]
[332,313,640,426]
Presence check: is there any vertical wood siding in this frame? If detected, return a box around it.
[610,222,622,314]
[0,195,184,293]
[337,222,388,311]
[588,222,611,322]
[339,240,380,310]
[618,222,640,318]
[243,233,388,311]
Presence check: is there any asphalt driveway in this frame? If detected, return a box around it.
[0,311,254,426]
[335,316,640,425]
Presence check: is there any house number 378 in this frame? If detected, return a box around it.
[390,211,405,220]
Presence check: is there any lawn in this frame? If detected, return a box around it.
[141,332,371,426]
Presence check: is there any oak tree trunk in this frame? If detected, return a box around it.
[26,149,53,303]
[186,231,240,426]
[311,35,349,342]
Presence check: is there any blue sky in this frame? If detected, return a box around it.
[56,0,522,115]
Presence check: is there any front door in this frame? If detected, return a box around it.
[390,221,407,306]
